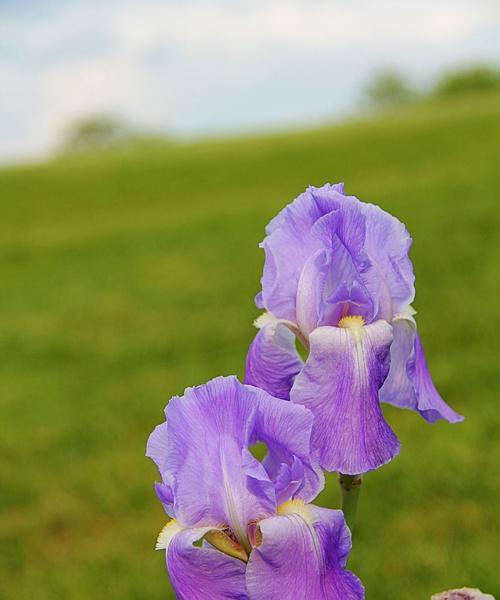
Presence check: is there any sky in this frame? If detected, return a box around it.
[0,0,499,162]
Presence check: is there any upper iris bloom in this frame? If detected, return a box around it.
[147,376,364,599]
[245,183,463,475]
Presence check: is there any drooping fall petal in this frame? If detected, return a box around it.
[245,317,303,400]
[162,522,248,600]
[290,319,400,474]
[380,316,463,424]
[246,501,364,600]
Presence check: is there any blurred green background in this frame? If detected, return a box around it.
[1,90,499,599]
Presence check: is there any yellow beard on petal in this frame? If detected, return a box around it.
[338,314,365,345]
[277,499,314,523]
[338,315,365,329]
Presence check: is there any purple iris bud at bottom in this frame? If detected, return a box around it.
[147,376,364,599]
[246,183,463,475]
[431,589,495,600]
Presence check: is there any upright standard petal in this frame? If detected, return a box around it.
[258,183,416,328]
[259,185,346,322]
[160,377,275,544]
[251,387,324,504]
[295,249,331,336]
[290,319,400,474]
[358,202,415,321]
[246,500,364,600]
[310,206,374,326]
[244,318,303,401]
[165,524,248,600]
[380,317,463,424]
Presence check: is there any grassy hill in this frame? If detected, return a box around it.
[1,92,499,599]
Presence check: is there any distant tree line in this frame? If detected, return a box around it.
[364,64,500,111]
[59,63,500,153]
[59,114,169,154]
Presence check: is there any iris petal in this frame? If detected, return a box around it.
[245,317,303,401]
[290,320,400,474]
[246,502,364,599]
[166,524,248,600]
[251,387,324,503]
[410,331,464,423]
[380,316,463,424]
[257,184,414,329]
[357,202,414,321]
[379,315,419,410]
[153,377,275,541]
[148,376,325,548]
[259,185,345,323]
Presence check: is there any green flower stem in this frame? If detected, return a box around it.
[338,473,362,533]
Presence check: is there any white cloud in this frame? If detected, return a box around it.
[0,0,499,161]
[110,0,496,55]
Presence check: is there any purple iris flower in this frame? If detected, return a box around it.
[147,376,364,599]
[245,183,463,475]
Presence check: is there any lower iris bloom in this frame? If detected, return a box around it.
[147,376,364,599]
[245,183,463,475]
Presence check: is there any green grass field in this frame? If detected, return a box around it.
[1,92,499,599]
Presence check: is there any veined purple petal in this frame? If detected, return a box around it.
[311,206,374,326]
[146,421,169,478]
[158,377,275,542]
[265,183,344,237]
[246,501,364,600]
[257,183,415,331]
[295,249,330,336]
[244,318,303,401]
[165,524,248,600]
[311,196,366,260]
[290,320,400,474]
[379,316,419,411]
[250,387,324,503]
[272,457,306,505]
[380,317,463,424]
[259,185,346,322]
[357,202,414,321]
[295,193,373,331]
[154,482,175,517]
[148,376,327,550]
[147,423,176,516]
[410,331,464,423]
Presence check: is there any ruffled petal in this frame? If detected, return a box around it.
[259,185,345,322]
[246,501,364,600]
[251,387,324,504]
[146,421,169,477]
[244,317,303,401]
[156,377,276,543]
[148,376,327,551]
[311,206,374,326]
[147,422,176,516]
[290,320,400,474]
[295,249,330,336]
[357,202,414,321]
[380,317,463,424]
[258,184,415,328]
[165,523,248,600]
